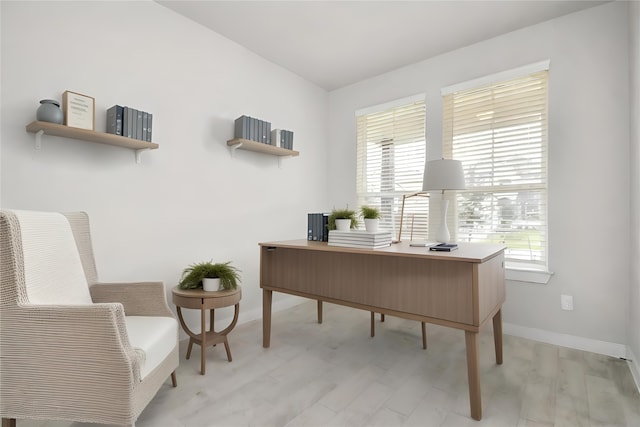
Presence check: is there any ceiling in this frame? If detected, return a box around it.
[157,1,608,91]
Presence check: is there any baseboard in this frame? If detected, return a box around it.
[627,346,640,394]
[238,294,306,325]
[503,322,628,359]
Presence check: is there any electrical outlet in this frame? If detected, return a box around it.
[561,294,574,311]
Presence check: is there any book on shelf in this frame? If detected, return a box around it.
[429,243,458,252]
[106,105,123,136]
[142,111,148,141]
[136,109,143,140]
[271,129,281,147]
[146,113,153,142]
[234,115,251,140]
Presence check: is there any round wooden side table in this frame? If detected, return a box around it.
[171,286,241,375]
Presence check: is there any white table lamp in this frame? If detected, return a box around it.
[422,159,466,243]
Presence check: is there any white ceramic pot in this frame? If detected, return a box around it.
[203,277,220,292]
[335,218,351,231]
[364,218,379,232]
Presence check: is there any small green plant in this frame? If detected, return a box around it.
[327,207,358,230]
[360,205,381,219]
[178,261,241,290]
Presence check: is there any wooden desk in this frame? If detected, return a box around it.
[259,240,505,421]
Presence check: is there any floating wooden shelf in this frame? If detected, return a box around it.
[26,121,158,163]
[226,138,299,157]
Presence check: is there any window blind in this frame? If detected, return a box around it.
[356,98,426,240]
[443,69,548,268]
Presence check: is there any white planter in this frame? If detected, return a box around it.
[335,218,351,231]
[203,278,220,292]
[364,218,379,232]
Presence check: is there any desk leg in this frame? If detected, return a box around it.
[263,289,272,348]
[200,305,206,375]
[465,330,482,421]
[493,309,503,365]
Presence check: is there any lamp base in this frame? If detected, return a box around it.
[436,198,451,243]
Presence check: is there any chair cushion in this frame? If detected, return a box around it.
[125,316,177,380]
[14,210,92,305]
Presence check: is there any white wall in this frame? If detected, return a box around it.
[628,0,640,384]
[0,1,329,329]
[328,2,631,354]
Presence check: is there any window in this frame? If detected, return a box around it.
[356,95,427,240]
[442,62,549,271]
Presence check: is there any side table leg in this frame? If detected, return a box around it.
[200,305,206,375]
[186,339,193,360]
[224,339,232,362]
[263,289,272,348]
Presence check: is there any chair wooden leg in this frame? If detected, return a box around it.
[317,300,323,324]
[380,313,385,322]
[171,371,177,387]
[421,322,427,349]
[2,418,17,427]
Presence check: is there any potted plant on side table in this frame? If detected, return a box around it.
[360,205,381,232]
[328,207,358,231]
[178,261,241,292]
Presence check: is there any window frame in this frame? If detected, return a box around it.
[355,94,427,241]
[441,62,552,283]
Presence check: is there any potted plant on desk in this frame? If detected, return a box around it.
[360,205,381,232]
[328,207,358,231]
[178,261,241,292]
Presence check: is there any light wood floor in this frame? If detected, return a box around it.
[17,300,640,427]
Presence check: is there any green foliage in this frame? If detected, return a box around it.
[327,207,358,230]
[360,205,381,219]
[178,261,241,290]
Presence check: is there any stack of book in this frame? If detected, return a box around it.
[271,129,294,150]
[328,230,393,249]
[234,115,271,145]
[106,105,153,142]
[307,212,329,242]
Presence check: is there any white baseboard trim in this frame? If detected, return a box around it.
[627,346,640,394]
[238,294,306,325]
[503,322,628,359]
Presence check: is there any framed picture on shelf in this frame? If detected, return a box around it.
[63,90,95,130]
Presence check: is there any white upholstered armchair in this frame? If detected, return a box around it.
[0,210,179,426]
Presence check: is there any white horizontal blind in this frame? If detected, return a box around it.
[356,99,426,240]
[443,70,548,268]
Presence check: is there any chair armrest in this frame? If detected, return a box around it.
[90,281,174,317]
[1,302,142,395]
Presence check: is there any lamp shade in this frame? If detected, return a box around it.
[422,159,466,191]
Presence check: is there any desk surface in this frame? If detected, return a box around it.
[259,239,505,263]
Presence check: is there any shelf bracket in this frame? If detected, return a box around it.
[35,130,44,150]
[229,142,243,158]
[135,148,149,164]
[278,155,293,168]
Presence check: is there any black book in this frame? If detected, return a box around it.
[106,105,123,136]
[429,243,458,252]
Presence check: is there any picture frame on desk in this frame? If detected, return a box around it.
[63,90,95,131]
